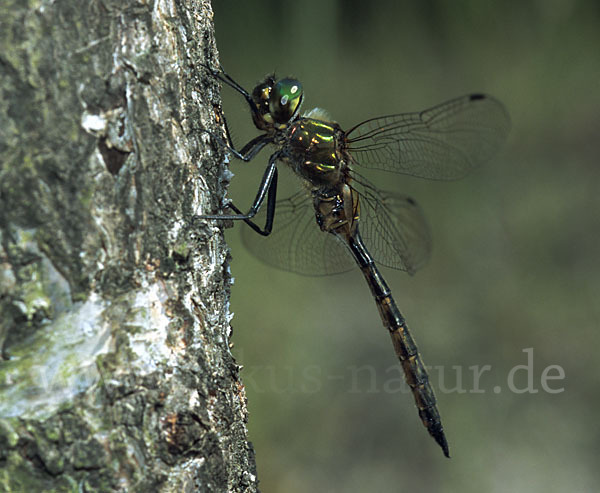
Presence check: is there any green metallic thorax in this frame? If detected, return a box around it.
[283,117,345,187]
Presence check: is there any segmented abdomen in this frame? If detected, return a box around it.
[347,233,450,457]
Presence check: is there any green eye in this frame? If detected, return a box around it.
[274,79,302,105]
[269,78,303,123]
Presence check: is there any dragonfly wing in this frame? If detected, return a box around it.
[240,191,355,276]
[346,94,510,180]
[354,182,432,275]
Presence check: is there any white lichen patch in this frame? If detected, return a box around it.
[1,227,185,418]
[127,280,180,371]
[168,219,184,244]
[0,292,111,419]
[81,111,107,134]
[0,274,195,419]
[173,133,191,167]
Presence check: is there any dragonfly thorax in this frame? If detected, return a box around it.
[284,117,346,188]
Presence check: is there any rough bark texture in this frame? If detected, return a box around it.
[0,0,258,491]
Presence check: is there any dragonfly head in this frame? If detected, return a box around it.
[251,76,303,130]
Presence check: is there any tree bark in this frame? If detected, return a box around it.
[0,0,258,491]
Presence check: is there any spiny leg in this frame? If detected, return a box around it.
[199,152,279,232]
[201,63,268,157]
[201,63,258,113]
[228,175,277,237]
[206,132,272,163]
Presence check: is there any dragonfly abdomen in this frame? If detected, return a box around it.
[389,323,449,458]
[347,233,450,457]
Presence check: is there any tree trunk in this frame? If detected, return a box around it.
[0,0,258,491]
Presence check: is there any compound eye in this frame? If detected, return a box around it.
[269,78,303,123]
[251,79,274,118]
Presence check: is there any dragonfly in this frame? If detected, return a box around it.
[199,65,510,457]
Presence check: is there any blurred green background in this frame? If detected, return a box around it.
[211,1,600,491]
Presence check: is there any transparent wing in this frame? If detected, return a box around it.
[356,179,431,275]
[240,182,431,276]
[345,94,510,180]
[240,191,355,276]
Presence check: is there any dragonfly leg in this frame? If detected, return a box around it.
[205,127,272,163]
[202,64,272,161]
[228,179,276,237]
[199,152,279,229]
[201,63,258,114]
